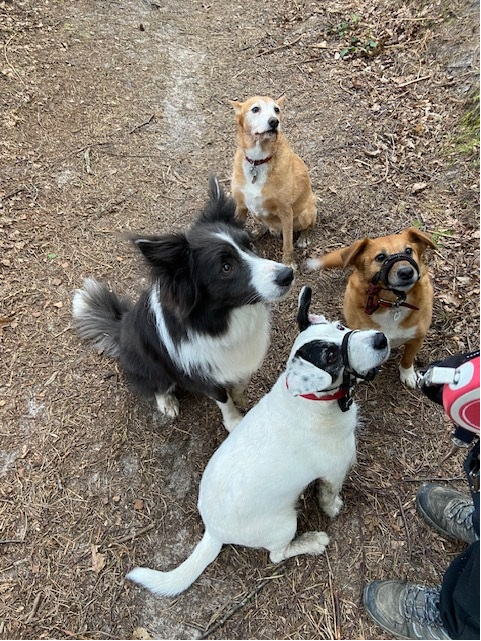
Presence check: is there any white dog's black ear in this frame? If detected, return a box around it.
[297,286,312,331]
[286,355,333,396]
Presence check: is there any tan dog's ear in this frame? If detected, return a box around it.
[276,95,286,108]
[229,100,244,115]
[405,227,436,251]
[319,239,370,269]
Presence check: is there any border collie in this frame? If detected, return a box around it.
[126,286,390,596]
[72,177,294,431]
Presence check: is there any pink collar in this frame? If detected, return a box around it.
[285,378,346,402]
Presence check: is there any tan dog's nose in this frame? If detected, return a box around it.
[268,117,279,130]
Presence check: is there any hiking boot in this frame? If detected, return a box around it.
[416,483,477,545]
[363,580,451,640]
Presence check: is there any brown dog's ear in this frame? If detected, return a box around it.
[405,227,436,251]
[229,100,243,115]
[321,238,370,268]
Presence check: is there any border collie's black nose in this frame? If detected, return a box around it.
[276,266,294,287]
[268,117,279,130]
[398,266,415,281]
[373,332,388,350]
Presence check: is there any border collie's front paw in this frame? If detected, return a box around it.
[155,392,180,419]
[400,365,417,388]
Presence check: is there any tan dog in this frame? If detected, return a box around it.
[230,95,317,268]
[308,228,435,387]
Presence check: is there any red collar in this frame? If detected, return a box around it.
[364,282,419,315]
[245,155,272,166]
[285,378,346,402]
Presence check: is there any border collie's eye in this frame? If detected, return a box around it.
[274,106,280,114]
[375,253,386,263]
[336,324,346,331]
[251,106,260,113]
[326,348,338,364]
[405,247,413,255]
[222,263,232,273]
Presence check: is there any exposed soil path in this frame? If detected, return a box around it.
[1,0,479,639]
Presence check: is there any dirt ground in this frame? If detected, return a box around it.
[1,0,479,639]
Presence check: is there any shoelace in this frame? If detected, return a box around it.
[403,585,444,626]
[447,499,474,529]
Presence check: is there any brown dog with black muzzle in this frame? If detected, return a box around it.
[307,227,436,388]
[230,95,317,269]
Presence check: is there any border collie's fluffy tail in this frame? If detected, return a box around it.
[72,278,131,358]
[127,531,222,597]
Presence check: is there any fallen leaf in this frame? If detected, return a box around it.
[91,544,106,573]
[410,182,428,194]
[132,628,153,640]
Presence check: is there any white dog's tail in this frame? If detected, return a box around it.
[126,531,223,597]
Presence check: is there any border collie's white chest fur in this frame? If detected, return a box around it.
[150,290,270,384]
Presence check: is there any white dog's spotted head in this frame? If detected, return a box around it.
[286,286,390,399]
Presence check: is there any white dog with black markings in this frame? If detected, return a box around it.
[127,286,390,596]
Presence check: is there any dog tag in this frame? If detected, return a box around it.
[250,165,257,183]
[393,309,401,321]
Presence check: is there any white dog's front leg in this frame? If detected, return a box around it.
[216,396,243,432]
[269,531,329,563]
[318,480,343,518]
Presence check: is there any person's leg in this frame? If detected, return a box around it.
[439,540,480,640]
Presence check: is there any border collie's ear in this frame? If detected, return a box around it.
[132,235,197,317]
[199,176,241,228]
[297,286,312,331]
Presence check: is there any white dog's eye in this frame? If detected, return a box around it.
[336,323,346,331]
[326,348,338,364]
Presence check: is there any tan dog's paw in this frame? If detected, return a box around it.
[400,365,418,388]
[296,230,311,249]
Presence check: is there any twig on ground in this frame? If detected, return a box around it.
[107,523,155,547]
[255,35,303,57]
[128,114,155,134]
[199,562,286,639]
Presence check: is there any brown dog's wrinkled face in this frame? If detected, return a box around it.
[341,227,435,291]
[230,95,285,144]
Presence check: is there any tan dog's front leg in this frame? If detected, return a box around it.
[235,202,248,221]
[400,336,424,388]
[279,208,295,268]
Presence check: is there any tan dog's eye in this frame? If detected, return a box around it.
[251,106,260,113]
[274,106,280,114]
[375,253,386,263]
[405,247,413,255]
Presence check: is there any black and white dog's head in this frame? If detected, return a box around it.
[286,287,390,398]
[132,177,294,318]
